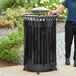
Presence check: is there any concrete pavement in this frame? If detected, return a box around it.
[0,62,76,76]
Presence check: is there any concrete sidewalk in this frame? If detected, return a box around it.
[0,62,76,76]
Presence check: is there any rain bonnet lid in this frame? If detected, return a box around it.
[31,7,50,11]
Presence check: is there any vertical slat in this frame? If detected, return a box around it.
[47,20,51,64]
[53,19,56,64]
[52,21,55,62]
[40,21,43,64]
[50,19,55,63]
[31,21,34,64]
[28,21,31,64]
[34,21,35,64]
[45,27,47,64]
[43,23,47,64]
[37,26,38,64]
[43,21,45,66]
[25,20,30,64]
[29,20,33,64]
[30,27,32,64]
[41,24,43,64]
[43,27,44,66]
[55,20,57,65]
[43,30,44,65]
[49,20,52,64]
[47,26,49,64]
[34,21,38,64]
[24,20,28,64]
[34,21,36,64]
[51,19,56,64]
[38,21,41,64]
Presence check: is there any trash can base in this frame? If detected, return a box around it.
[24,64,57,72]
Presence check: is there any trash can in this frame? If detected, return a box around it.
[22,7,58,72]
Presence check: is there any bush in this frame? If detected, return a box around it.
[1,0,26,11]
[1,0,39,11]
[0,25,24,63]
[1,0,67,20]
[0,16,7,27]
[0,48,21,63]
[2,7,26,28]
[34,0,67,20]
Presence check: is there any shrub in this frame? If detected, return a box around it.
[1,0,67,20]
[2,7,26,28]
[1,0,26,11]
[34,0,67,20]
[0,25,24,63]
[0,16,7,27]
[0,48,21,63]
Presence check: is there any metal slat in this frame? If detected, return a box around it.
[51,20,55,64]
[45,28,47,64]
[43,22,45,66]
[37,26,38,64]
[24,20,28,64]
[39,27,41,64]
[46,19,50,64]
[43,27,44,66]
[41,26,44,64]
[49,20,52,64]
[55,20,57,65]
[52,27,55,63]
[29,19,32,64]
[46,26,49,64]
[33,22,35,64]
[29,27,32,64]
[50,19,55,64]
[31,21,34,64]
[49,27,51,64]
[38,21,41,64]
[25,20,29,64]
[34,21,38,64]
[34,22,36,64]
[43,24,47,64]
[53,20,56,64]
[28,21,31,64]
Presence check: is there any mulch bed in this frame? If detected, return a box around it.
[0,60,18,67]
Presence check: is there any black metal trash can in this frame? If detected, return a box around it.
[22,8,58,72]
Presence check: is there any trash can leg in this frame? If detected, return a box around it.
[55,67,57,70]
[37,72,40,75]
[23,68,25,71]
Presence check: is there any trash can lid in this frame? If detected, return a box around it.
[31,7,50,12]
